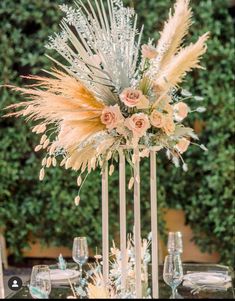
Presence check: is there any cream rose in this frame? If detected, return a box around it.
[163,117,175,136]
[125,113,150,137]
[120,88,143,108]
[150,110,165,128]
[100,105,124,130]
[141,44,158,60]
[174,102,189,122]
[175,138,190,154]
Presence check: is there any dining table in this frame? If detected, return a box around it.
[6,263,234,299]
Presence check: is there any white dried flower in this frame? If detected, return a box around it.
[128,177,135,190]
[196,107,206,113]
[77,176,82,187]
[43,139,50,149]
[39,168,45,181]
[74,196,80,206]
[183,163,188,172]
[109,164,115,176]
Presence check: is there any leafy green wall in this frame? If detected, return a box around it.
[0,0,234,265]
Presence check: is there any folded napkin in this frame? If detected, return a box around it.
[58,254,67,271]
[183,272,232,294]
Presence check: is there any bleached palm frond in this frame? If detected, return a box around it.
[154,33,209,92]
[46,0,143,101]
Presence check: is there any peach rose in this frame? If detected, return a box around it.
[163,117,175,136]
[175,138,190,154]
[100,105,124,130]
[141,44,158,60]
[120,88,143,108]
[174,102,189,122]
[164,102,174,116]
[150,110,165,128]
[125,113,150,137]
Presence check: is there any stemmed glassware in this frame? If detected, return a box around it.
[163,254,184,299]
[72,237,89,280]
[167,232,183,254]
[29,265,51,299]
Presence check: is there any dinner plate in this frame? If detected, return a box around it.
[37,269,80,285]
[183,272,231,286]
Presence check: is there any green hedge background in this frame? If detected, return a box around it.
[0,0,234,265]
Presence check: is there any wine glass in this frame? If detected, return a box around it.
[72,237,89,280]
[163,254,183,299]
[29,265,51,299]
[167,232,183,254]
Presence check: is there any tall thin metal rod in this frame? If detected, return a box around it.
[119,150,127,292]
[102,165,109,284]
[150,151,159,298]
[134,148,142,298]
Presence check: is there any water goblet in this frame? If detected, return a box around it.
[163,254,184,299]
[167,232,183,254]
[72,237,88,281]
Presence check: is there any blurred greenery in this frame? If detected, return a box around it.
[0,0,234,265]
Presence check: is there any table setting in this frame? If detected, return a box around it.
[5,233,234,299]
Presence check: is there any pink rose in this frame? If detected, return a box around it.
[141,44,158,60]
[101,105,124,130]
[125,113,150,137]
[174,102,189,122]
[150,110,165,128]
[175,138,190,154]
[163,117,175,136]
[120,88,143,108]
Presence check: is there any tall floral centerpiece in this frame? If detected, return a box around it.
[4,0,209,298]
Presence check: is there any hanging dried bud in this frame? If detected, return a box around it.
[74,196,80,206]
[37,124,46,134]
[52,157,57,167]
[46,157,52,168]
[39,168,45,181]
[128,177,135,190]
[32,125,39,133]
[35,145,42,152]
[77,176,82,187]
[40,134,47,144]
[49,143,57,156]
[60,158,67,167]
[43,139,50,149]
[183,163,188,172]
[91,157,96,169]
[41,158,47,166]
[109,164,115,176]
[65,158,71,169]
[107,151,112,161]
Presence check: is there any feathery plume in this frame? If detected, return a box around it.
[156,0,193,69]
[155,33,209,92]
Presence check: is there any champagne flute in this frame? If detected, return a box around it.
[167,232,183,254]
[163,254,183,299]
[72,237,89,280]
[29,265,51,299]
